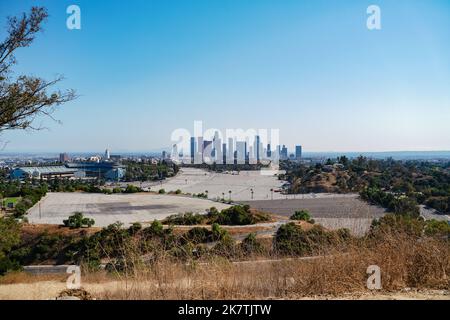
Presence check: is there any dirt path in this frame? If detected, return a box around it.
[0,280,448,300]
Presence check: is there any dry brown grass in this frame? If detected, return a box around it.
[95,232,449,300]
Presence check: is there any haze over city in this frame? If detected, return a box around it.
[1,0,449,153]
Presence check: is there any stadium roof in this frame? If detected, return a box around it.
[14,166,77,175]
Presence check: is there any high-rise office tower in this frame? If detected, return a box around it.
[190,137,196,163]
[222,143,227,164]
[236,141,246,164]
[227,137,234,164]
[281,145,288,160]
[295,145,302,160]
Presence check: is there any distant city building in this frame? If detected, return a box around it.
[105,149,110,160]
[295,145,302,160]
[59,153,69,163]
[110,154,121,161]
[227,138,234,164]
[203,140,212,162]
[281,145,288,160]
[222,143,227,164]
[236,141,246,164]
[190,137,196,164]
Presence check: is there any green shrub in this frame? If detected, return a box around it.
[163,212,206,225]
[124,185,142,193]
[0,217,21,275]
[183,227,213,244]
[275,223,349,256]
[290,210,313,222]
[63,212,95,229]
[241,233,264,255]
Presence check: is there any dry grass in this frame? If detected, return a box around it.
[96,233,449,300]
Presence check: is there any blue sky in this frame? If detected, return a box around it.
[0,0,449,153]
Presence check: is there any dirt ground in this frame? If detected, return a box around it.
[0,279,448,300]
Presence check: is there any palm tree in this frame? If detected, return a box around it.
[228,190,232,201]
[250,188,254,200]
[222,192,225,201]
[205,190,209,198]
[270,188,274,200]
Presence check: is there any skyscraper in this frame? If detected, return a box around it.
[281,145,288,160]
[236,141,246,164]
[105,149,110,160]
[295,145,302,160]
[213,131,222,164]
[227,137,234,164]
[222,143,227,164]
[256,135,260,162]
[190,137,196,164]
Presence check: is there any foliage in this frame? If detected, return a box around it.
[163,206,270,226]
[360,187,420,217]
[369,214,450,239]
[283,157,450,215]
[290,210,314,223]
[0,7,75,134]
[63,212,95,229]
[275,222,350,256]
[0,217,21,275]
[241,233,264,255]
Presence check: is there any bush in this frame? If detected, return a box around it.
[158,189,166,194]
[213,205,269,225]
[183,227,213,244]
[112,187,122,193]
[0,217,21,275]
[290,210,313,222]
[275,223,349,256]
[128,222,142,235]
[241,233,264,255]
[144,220,164,237]
[124,185,142,193]
[63,212,95,229]
[163,212,206,225]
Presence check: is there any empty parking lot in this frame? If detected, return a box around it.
[27,192,230,227]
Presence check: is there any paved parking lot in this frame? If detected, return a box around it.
[144,168,285,201]
[27,192,230,227]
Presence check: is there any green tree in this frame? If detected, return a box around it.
[0,217,21,274]
[63,212,95,229]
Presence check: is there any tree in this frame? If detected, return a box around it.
[63,212,95,229]
[0,7,76,135]
[0,217,21,274]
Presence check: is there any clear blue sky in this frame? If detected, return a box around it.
[0,0,449,153]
